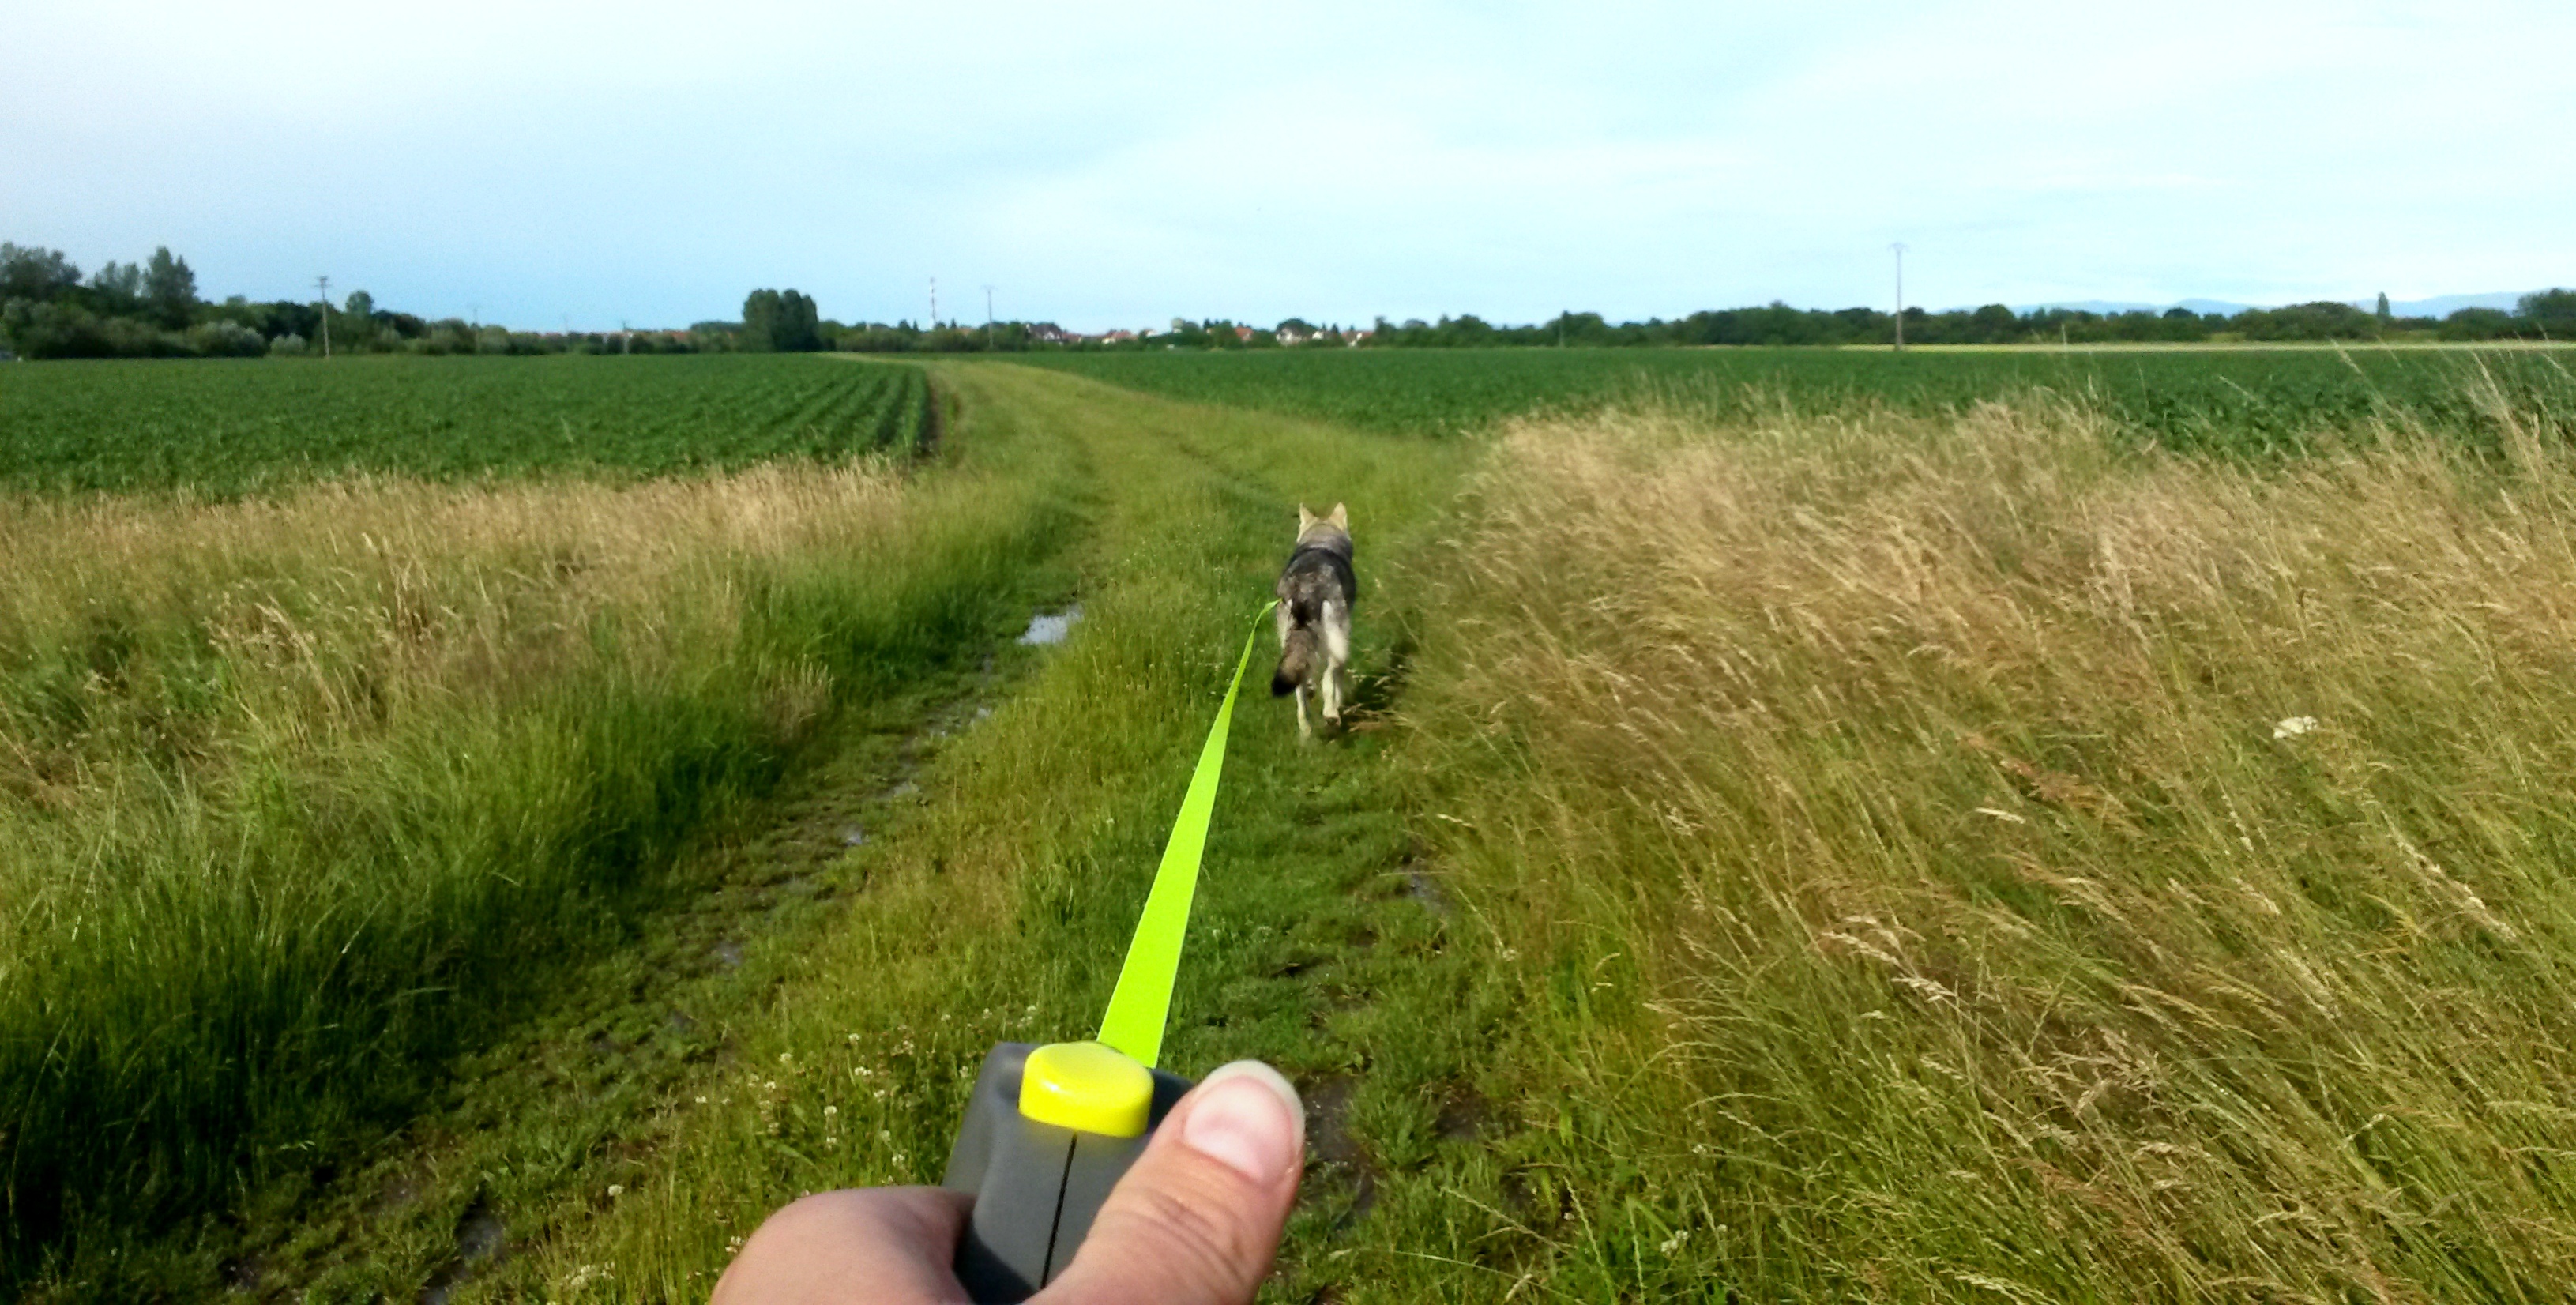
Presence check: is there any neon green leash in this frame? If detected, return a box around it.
[942,599,1281,1299]
[1096,600,1277,1067]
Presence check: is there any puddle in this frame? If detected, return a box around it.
[1017,604,1082,646]
[422,1198,506,1304]
[1399,859,1453,917]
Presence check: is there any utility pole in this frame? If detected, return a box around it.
[315,275,332,358]
[929,276,938,330]
[1890,243,1908,352]
[983,284,995,348]
[620,318,630,355]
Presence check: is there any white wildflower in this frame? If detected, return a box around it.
[2273,716,2318,739]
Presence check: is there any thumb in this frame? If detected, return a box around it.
[1036,1061,1306,1305]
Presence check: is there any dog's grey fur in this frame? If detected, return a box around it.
[1272,502,1356,739]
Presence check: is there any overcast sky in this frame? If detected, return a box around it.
[6,1,2569,332]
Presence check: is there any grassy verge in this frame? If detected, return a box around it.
[0,396,1074,1281]
[1389,393,2576,1298]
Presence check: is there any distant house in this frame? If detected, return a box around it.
[1277,326,1311,346]
[1233,325,1254,342]
[1103,329,1138,344]
[1348,329,1373,347]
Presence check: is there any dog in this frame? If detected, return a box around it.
[1272,502,1356,739]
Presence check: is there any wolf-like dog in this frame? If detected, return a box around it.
[1272,502,1356,739]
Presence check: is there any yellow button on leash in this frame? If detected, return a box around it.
[1017,1041,1153,1138]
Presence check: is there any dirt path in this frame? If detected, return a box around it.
[76,363,1485,1303]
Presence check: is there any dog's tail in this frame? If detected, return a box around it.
[1272,622,1318,697]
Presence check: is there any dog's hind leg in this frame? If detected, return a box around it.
[1295,683,1313,741]
[1321,601,1350,727]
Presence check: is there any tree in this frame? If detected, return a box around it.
[143,246,196,328]
[90,261,145,316]
[2520,289,2576,337]
[2439,307,2514,341]
[740,288,821,352]
[0,243,82,301]
[777,289,821,352]
[741,290,781,352]
[2375,291,2393,326]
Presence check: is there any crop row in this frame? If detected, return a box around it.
[1016,346,2576,453]
[0,355,931,495]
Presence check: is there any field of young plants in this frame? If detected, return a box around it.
[1019,344,2576,453]
[0,354,931,495]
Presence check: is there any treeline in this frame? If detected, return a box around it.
[825,299,2576,353]
[9,239,2570,361]
[1355,293,2576,349]
[0,242,702,360]
[0,252,1074,361]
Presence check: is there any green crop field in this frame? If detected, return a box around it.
[17,350,2576,1303]
[0,354,931,495]
[1016,344,2576,453]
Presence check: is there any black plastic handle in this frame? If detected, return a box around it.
[941,1042,1193,1303]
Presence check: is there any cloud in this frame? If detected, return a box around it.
[5,0,2568,329]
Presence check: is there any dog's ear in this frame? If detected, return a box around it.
[1328,502,1348,529]
[1298,503,1317,532]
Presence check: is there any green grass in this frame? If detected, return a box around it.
[1384,396,2576,1299]
[0,354,930,495]
[1013,344,2576,454]
[25,352,2576,1302]
[0,412,1074,1278]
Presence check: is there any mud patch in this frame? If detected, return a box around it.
[1435,1086,1489,1144]
[220,1251,267,1294]
[1303,1076,1379,1225]
[420,1197,505,1304]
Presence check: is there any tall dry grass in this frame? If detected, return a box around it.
[0,451,1066,1262]
[1403,393,2576,1299]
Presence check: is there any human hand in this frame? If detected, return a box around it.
[711,1061,1306,1303]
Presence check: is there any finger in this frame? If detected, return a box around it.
[711,1186,972,1305]
[1037,1061,1305,1305]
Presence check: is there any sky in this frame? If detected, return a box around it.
[6,1,2570,333]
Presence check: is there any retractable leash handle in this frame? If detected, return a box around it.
[942,604,1275,1303]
